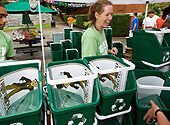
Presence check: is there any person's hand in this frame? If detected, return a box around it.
[143,100,159,124]
[108,47,118,55]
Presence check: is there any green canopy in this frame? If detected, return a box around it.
[5,0,56,14]
[22,14,33,25]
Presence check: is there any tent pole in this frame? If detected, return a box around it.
[143,1,149,30]
[38,0,46,72]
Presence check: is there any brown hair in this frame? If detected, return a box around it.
[88,0,112,24]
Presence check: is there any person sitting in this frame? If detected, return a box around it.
[156,10,166,29]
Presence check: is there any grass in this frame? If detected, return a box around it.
[3,24,51,31]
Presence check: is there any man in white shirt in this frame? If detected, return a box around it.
[143,9,159,30]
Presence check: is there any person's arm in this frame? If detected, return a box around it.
[108,47,118,55]
[133,23,137,31]
[143,100,170,125]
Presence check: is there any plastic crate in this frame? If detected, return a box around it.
[53,32,64,43]
[46,59,100,125]
[135,69,170,125]
[83,55,136,118]
[0,60,43,125]
[132,30,170,65]
[64,28,73,39]
[50,43,63,61]
[66,48,79,60]
[70,31,83,58]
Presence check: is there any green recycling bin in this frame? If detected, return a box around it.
[103,27,112,49]
[98,112,134,125]
[70,31,83,58]
[46,59,100,125]
[83,55,136,119]
[135,69,170,125]
[53,32,64,43]
[66,48,79,60]
[60,40,73,60]
[64,28,73,39]
[113,42,123,58]
[126,37,133,48]
[132,30,170,65]
[0,60,43,125]
[50,43,63,61]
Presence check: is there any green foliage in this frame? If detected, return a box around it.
[83,21,92,29]
[110,14,130,37]
[76,14,88,29]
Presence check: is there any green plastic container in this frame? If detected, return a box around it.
[126,37,133,48]
[64,28,73,39]
[98,113,133,125]
[135,69,170,125]
[0,60,43,125]
[131,59,170,72]
[83,55,136,117]
[103,27,112,49]
[60,40,73,60]
[50,43,63,61]
[132,30,170,65]
[66,49,79,60]
[113,42,123,58]
[46,60,100,125]
[70,31,83,58]
[53,32,64,43]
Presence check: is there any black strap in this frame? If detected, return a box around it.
[155,108,163,117]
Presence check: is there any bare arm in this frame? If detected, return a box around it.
[143,100,170,125]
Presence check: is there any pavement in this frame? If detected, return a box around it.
[4,20,126,67]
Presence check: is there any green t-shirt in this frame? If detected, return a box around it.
[81,25,108,58]
[0,30,15,61]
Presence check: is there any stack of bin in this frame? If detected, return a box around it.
[60,40,73,60]
[135,69,170,125]
[50,43,63,61]
[70,31,83,58]
[64,28,73,39]
[0,60,43,125]
[45,60,100,125]
[103,27,112,50]
[83,55,136,124]
[113,42,123,58]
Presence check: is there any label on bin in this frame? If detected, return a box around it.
[91,59,127,92]
[0,68,39,116]
[49,63,94,104]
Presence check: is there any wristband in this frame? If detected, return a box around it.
[155,108,163,117]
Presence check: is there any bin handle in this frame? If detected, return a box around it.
[89,58,135,74]
[95,106,131,120]
[142,60,170,68]
[46,69,98,85]
[137,81,170,90]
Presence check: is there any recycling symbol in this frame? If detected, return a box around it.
[163,51,170,62]
[68,113,87,125]
[111,98,126,112]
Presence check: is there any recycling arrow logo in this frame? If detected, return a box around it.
[163,51,170,62]
[111,98,126,112]
[68,113,87,125]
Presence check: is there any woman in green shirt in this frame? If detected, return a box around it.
[81,0,118,58]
